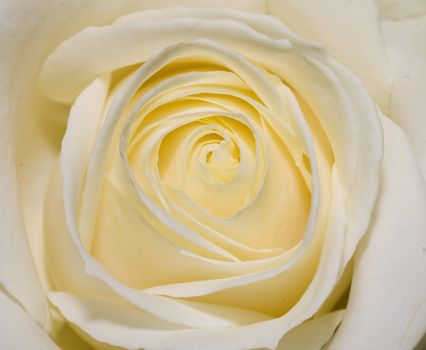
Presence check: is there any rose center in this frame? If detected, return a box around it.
[154,118,255,218]
[198,135,240,184]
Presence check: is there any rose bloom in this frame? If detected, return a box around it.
[1,1,425,349]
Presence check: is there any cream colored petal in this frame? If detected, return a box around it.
[328,116,426,350]
[381,14,426,177]
[49,291,271,336]
[246,166,346,348]
[50,292,344,350]
[115,6,315,47]
[322,57,383,265]
[267,0,392,111]
[14,99,69,293]
[48,292,253,350]
[39,14,294,103]
[0,137,51,329]
[64,76,110,248]
[45,162,120,300]
[261,50,383,281]
[276,310,344,350]
[0,291,59,350]
[0,16,51,330]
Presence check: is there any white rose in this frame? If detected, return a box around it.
[1,1,425,350]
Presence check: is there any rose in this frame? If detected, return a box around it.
[1,2,425,350]
[1,1,425,350]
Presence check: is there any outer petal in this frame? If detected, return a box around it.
[380,13,426,178]
[49,290,343,350]
[266,0,392,112]
[0,291,59,350]
[0,2,52,328]
[0,123,50,328]
[328,116,426,350]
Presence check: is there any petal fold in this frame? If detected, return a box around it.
[276,310,344,350]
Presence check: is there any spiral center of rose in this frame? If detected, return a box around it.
[62,42,316,291]
[202,136,238,168]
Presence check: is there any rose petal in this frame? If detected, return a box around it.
[267,0,392,112]
[49,291,271,347]
[0,130,51,329]
[381,14,426,177]
[0,8,51,328]
[63,76,110,248]
[45,162,118,300]
[39,9,299,103]
[0,291,58,350]
[49,291,344,350]
[328,116,426,350]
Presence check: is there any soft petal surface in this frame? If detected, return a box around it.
[267,0,392,111]
[50,290,343,350]
[380,13,426,177]
[0,291,59,350]
[0,123,50,328]
[329,116,426,350]
[0,2,52,328]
